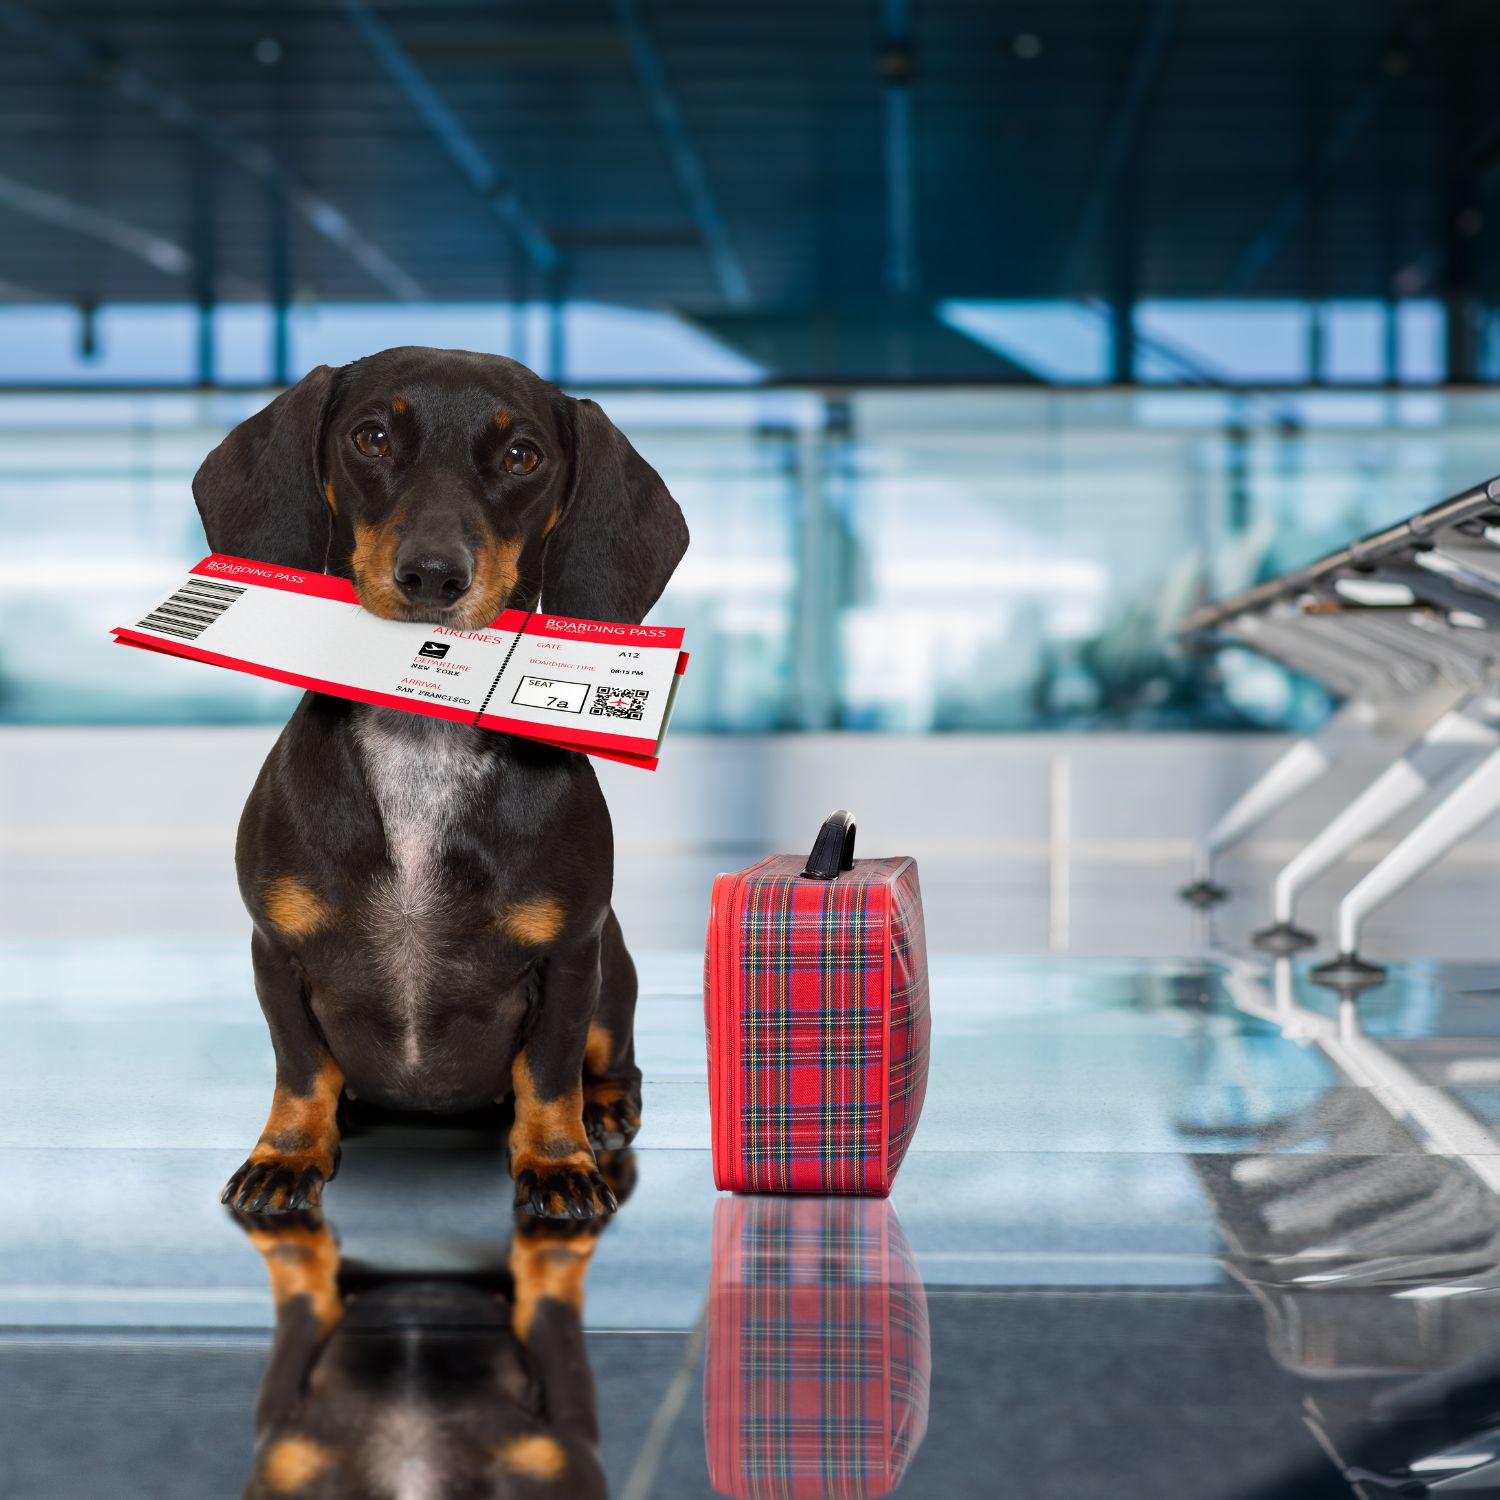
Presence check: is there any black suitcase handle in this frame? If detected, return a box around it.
[801,809,857,880]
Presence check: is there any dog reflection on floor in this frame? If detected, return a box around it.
[233,1149,634,1499]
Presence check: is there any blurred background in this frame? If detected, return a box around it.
[15,12,1500,1498]
[10,0,1500,737]
[7,0,1500,957]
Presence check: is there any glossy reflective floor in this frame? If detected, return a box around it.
[11,944,1500,1497]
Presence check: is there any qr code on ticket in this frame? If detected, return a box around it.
[589,686,649,721]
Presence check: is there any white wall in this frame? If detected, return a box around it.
[9,726,1499,958]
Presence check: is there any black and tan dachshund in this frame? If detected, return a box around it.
[198,347,687,1220]
[233,1149,636,1499]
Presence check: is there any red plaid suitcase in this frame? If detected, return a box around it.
[704,811,930,1195]
[704,1195,932,1499]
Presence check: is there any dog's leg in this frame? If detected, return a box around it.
[510,937,617,1220]
[497,1220,604,1493]
[499,1149,636,1497]
[231,1207,341,1445]
[222,929,343,1214]
[581,909,643,1153]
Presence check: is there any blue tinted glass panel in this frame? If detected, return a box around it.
[1136,301,1312,384]
[1397,300,1445,384]
[1321,301,1386,383]
[937,301,1112,383]
[0,306,196,383]
[211,305,274,385]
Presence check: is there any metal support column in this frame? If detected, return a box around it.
[192,142,215,388]
[269,183,291,387]
[878,0,918,298]
[792,398,848,730]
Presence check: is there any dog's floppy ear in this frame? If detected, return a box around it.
[192,364,340,570]
[541,398,688,624]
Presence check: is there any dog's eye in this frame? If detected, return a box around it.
[352,425,391,459]
[503,442,541,476]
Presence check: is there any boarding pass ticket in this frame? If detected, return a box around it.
[112,555,688,770]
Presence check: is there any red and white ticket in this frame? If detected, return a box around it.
[111,555,688,770]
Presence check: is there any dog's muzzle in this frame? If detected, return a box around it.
[393,540,474,608]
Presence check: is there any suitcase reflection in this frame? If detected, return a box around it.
[231,1148,636,1499]
[705,1196,932,1498]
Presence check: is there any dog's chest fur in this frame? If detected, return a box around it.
[351,709,493,1065]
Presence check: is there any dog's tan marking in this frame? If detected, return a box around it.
[453,534,522,629]
[494,1433,567,1479]
[543,500,560,535]
[509,1228,596,1341]
[247,1057,344,1196]
[584,1022,614,1076]
[586,1078,627,1107]
[323,479,337,516]
[493,409,513,431]
[245,1217,342,1332]
[263,877,332,941]
[498,895,565,946]
[261,1435,334,1492]
[510,1049,594,1191]
[390,395,407,416]
[351,519,408,619]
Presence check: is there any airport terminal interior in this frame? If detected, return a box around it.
[13,3,1500,1497]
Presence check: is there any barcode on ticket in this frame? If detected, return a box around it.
[137,577,247,641]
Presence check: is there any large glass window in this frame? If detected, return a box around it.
[0,389,804,729]
[7,383,1500,732]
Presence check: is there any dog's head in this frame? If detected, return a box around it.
[192,347,687,629]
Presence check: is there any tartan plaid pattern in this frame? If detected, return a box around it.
[706,853,930,1194]
[704,1195,932,1500]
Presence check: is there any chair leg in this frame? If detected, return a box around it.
[1180,700,1373,908]
[1313,742,1500,989]
[1254,702,1497,954]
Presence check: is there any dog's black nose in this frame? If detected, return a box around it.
[393,548,473,607]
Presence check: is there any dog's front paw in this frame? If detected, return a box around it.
[221,1146,339,1214]
[583,1079,641,1153]
[513,1156,618,1221]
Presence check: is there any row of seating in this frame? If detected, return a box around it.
[1177,475,1500,987]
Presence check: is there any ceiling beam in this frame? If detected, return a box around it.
[0,0,426,301]
[1224,11,1430,293]
[0,170,192,279]
[1398,105,1500,300]
[0,275,50,303]
[1057,0,1177,295]
[338,0,559,276]
[0,172,263,302]
[610,0,751,306]
[1226,86,1392,293]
